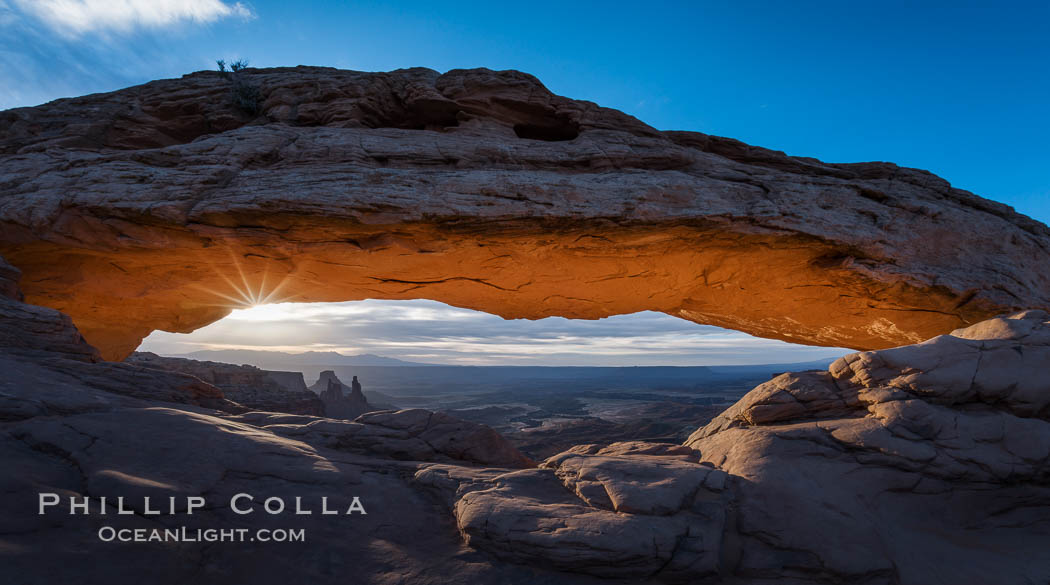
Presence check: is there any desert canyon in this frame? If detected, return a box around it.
[1,67,1048,584]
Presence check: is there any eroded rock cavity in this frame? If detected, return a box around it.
[3,66,1049,360]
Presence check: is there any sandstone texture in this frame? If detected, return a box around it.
[126,351,325,415]
[681,309,1050,584]
[3,67,1050,359]
[232,408,534,468]
[414,311,1050,584]
[415,442,729,580]
[2,248,1050,583]
[0,265,238,413]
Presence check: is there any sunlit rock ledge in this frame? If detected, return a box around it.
[2,252,1049,584]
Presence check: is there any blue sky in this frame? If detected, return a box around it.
[3,0,1046,364]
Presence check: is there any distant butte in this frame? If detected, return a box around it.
[2,66,1049,360]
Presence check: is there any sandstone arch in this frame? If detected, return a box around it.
[2,67,1049,360]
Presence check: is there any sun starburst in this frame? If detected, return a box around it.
[190,249,299,310]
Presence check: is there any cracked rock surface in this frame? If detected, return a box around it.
[2,249,1049,584]
[684,309,1050,584]
[415,442,729,581]
[417,312,1050,583]
[230,408,535,468]
[3,67,1050,359]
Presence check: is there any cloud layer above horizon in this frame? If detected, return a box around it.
[138,299,851,366]
[10,0,253,37]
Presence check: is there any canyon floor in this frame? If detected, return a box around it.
[241,362,811,459]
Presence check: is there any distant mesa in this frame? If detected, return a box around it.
[128,352,397,420]
[126,351,325,416]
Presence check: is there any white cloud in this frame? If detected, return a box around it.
[12,0,254,37]
[223,301,488,323]
[138,299,852,366]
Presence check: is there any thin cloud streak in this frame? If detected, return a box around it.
[0,0,258,110]
[138,299,852,366]
[12,0,254,37]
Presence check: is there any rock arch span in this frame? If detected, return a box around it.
[2,66,1049,360]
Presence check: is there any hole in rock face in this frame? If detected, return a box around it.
[363,99,462,131]
[136,299,848,459]
[482,97,580,141]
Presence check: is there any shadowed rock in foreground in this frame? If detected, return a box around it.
[234,409,534,468]
[2,252,1048,584]
[3,67,1050,360]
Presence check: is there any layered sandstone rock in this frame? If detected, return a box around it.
[677,310,1050,583]
[264,369,310,393]
[125,352,325,415]
[422,311,1050,583]
[3,67,1049,359]
[414,442,729,579]
[0,256,236,411]
[310,370,376,419]
[235,408,534,468]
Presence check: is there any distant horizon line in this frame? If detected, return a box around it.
[151,348,844,369]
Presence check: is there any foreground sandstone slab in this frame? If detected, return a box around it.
[410,312,1050,583]
[684,309,1050,583]
[414,442,729,580]
[3,67,1050,359]
[233,408,534,468]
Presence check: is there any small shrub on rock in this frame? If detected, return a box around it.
[216,59,261,116]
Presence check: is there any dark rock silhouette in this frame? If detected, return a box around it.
[264,369,311,393]
[319,377,341,401]
[311,370,376,420]
[125,352,324,416]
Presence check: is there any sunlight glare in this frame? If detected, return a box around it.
[226,303,302,322]
[190,249,299,311]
